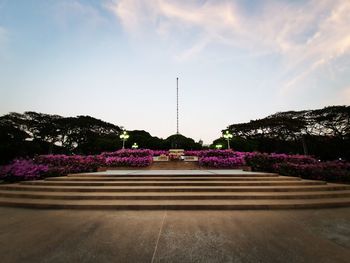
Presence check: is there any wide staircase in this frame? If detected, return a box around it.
[0,170,349,209]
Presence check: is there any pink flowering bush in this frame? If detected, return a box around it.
[0,159,49,181]
[152,150,168,156]
[199,156,245,168]
[34,154,102,175]
[101,149,152,158]
[101,149,153,167]
[184,150,201,156]
[245,152,317,172]
[275,161,350,182]
[197,150,249,168]
[1,149,348,183]
[198,150,237,158]
[105,156,152,167]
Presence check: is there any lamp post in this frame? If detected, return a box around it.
[223,130,233,149]
[215,144,223,149]
[132,142,139,149]
[119,131,129,149]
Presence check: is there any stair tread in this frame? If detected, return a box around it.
[0,197,349,206]
[21,180,324,185]
[47,176,300,181]
[70,174,279,177]
[1,190,350,197]
[1,183,347,190]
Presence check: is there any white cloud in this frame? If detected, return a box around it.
[107,0,350,94]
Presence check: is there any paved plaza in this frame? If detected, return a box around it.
[0,207,349,263]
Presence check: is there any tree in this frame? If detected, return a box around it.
[164,134,202,150]
[219,106,350,160]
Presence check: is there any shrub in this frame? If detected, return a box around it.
[198,150,237,158]
[199,156,245,168]
[0,159,49,181]
[276,161,350,182]
[34,154,102,174]
[245,153,317,172]
[197,150,249,168]
[105,156,152,167]
[152,150,168,156]
[184,150,201,156]
[100,149,152,158]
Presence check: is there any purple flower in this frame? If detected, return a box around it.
[0,159,49,181]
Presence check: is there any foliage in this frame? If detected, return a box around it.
[218,106,350,160]
[195,150,248,168]
[275,161,350,182]
[0,112,205,164]
[0,159,49,181]
[34,154,103,175]
[199,157,245,168]
[105,156,152,167]
[101,149,153,158]
[245,153,317,172]
[152,150,169,156]
[164,134,202,150]
[198,150,237,158]
[1,149,350,183]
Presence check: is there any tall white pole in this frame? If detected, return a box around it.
[176,77,179,134]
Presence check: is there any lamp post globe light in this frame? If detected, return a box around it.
[132,142,138,149]
[223,130,233,149]
[119,131,129,149]
[215,144,223,149]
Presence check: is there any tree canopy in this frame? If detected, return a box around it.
[220,106,350,160]
[0,112,203,164]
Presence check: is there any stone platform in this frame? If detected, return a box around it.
[0,169,349,209]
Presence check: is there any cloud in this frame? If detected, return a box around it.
[106,0,242,49]
[107,0,350,94]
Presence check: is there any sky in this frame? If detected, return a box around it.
[0,0,349,144]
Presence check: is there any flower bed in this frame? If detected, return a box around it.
[275,161,350,182]
[105,156,153,167]
[0,159,49,181]
[34,154,103,175]
[199,156,245,168]
[101,149,152,158]
[199,150,237,158]
[1,149,349,183]
[152,150,168,156]
[197,150,248,168]
[245,153,317,172]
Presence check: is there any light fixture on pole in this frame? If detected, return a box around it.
[119,131,129,149]
[132,142,138,149]
[215,144,223,149]
[223,130,233,149]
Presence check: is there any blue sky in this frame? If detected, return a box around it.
[0,0,349,144]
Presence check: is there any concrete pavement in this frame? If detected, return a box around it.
[0,207,349,262]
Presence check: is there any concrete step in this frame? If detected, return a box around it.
[68,172,279,178]
[0,190,350,200]
[20,180,325,187]
[0,197,349,209]
[0,184,348,193]
[46,176,301,182]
